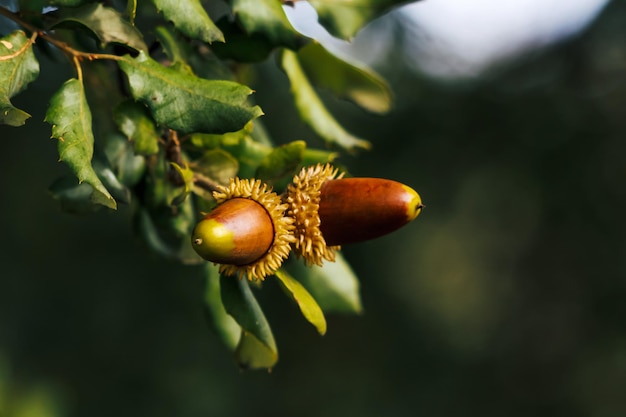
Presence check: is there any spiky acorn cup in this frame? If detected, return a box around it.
[191,178,295,281]
[285,164,423,266]
[284,164,344,266]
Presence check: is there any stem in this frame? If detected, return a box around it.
[73,55,83,81]
[165,130,186,186]
[0,5,122,63]
[193,173,221,194]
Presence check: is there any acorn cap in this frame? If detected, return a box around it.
[285,164,343,266]
[192,178,295,281]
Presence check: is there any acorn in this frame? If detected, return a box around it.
[192,198,274,265]
[191,178,295,281]
[285,164,423,266]
[318,177,422,245]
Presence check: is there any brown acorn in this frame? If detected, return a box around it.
[192,198,274,265]
[191,178,295,281]
[285,164,423,266]
[318,177,423,245]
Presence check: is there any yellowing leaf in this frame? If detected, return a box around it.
[298,42,392,114]
[275,269,327,335]
[126,0,137,25]
[279,48,370,152]
[45,78,116,209]
[118,52,263,135]
[286,253,363,314]
[0,31,39,126]
[235,331,278,370]
[169,162,194,205]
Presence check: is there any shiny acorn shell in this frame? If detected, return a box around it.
[318,178,422,246]
[191,198,274,265]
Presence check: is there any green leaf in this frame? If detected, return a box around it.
[50,0,90,5]
[203,263,240,351]
[192,149,239,186]
[309,0,415,40]
[154,25,189,68]
[103,132,146,187]
[230,0,303,49]
[113,100,159,156]
[211,18,277,63]
[222,136,273,178]
[134,200,202,264]
[286,253,363,314]
[189,121,255,149]
[255,140,305,188]
[302,148,338,166]
[19,0,47,16]
[275,269,327,335]
[52,3,147,51]
[152,0,224,44]
[45,78,116,210]
[279,49,371,152]
[298,42,392,114]
[48,151,130,213]
[190,124,273,178]
[0,31,39,126]
[191,127,335,179]
[220,276,278,370]
[155,25,234,80]
[49,176,101,215]
[140,149,171,208]
[212,0,305,62]
[118,52,263,135]
[135,208,181,260]
[92,155,131,204]
[249,118,273,145]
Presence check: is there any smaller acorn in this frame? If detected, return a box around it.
[192,198,274,265]
[191,178,295,281]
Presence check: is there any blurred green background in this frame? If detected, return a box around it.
[1,1,626,416]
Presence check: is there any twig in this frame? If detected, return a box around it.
[193,173,222,194]
[0,5,122,63]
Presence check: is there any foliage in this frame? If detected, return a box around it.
[0,0,416,370]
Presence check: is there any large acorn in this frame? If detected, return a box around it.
[285,164,423,266]
[318,177,423,245]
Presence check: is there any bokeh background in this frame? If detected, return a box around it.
[1,0,626,416]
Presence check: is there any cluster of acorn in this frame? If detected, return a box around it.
[191,164,423,281]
